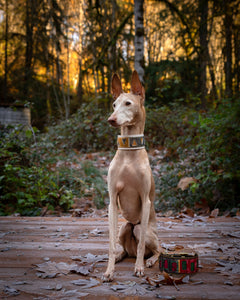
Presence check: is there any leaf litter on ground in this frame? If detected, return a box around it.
[110,281,148,296]
[71,252,108,264]
[70,262,95,276]
[215,258,240,276]
[90,228,105,236]
[77,232,89,240]
[35,261,74,278]
[41,284,63,291]
[146,272,190,291]
[3,286,20,296]
[35,253,108,278]
[70,253,108,275]
[71,278,99,289]
[161,242,184,251]
[52,288,89,299]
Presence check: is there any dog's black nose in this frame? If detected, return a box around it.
[108,116,118,127]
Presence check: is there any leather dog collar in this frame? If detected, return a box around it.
[117,134,145,150]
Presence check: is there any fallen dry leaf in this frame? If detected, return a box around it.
[71,278,99,289]
[146,272,189,291]
[35,254,106,278]
[111,281,148,296]
[161,243,176,251]
[0,247,10,252]
[188,241,219,254]
[90,228,105,236]
[3,286,20,296]
[194,199,210,215]
[55,288,89,298]
[13,281,28,285]
[224,281,234,286]
[161,242,184,251]
[77,232,89,240]
[226,231,240,238]
[35,261,78,278]
[70,262,94,276]
[177,177,197,191]
[71,253,108,264]
[71,252,109,276]
[215,258,240,275]
[42,284,63,291]
[181,207,195,218]
[210,208,219,218]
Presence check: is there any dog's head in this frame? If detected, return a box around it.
[108,71,145,128]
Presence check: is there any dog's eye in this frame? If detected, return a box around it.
[125,101,131,106]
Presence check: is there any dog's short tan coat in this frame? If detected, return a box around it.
[103,71,160,282]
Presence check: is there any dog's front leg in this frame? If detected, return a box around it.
[102,193,118,282]
[135,197,151,277]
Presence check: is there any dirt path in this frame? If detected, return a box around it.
[0,215,240,299]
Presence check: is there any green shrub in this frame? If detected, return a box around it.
[1,98,239,215]
[151,99,240,212]
[43,102,115,153]
[0,126,75,215]
[81,160,108,209]
[0,117,109,215]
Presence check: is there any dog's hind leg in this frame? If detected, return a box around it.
[145,230,160,267]
[133,224,159,268]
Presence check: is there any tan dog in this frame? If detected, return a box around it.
[102,70,159,282]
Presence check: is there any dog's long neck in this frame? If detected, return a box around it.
[120,106,146,136]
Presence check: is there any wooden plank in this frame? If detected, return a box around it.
[0,216,240,299]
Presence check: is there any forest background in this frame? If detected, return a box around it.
[0,0,239,216]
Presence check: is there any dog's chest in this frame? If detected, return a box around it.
[108,152,152,224]
[118,194,142,224]
[109,157,148,188]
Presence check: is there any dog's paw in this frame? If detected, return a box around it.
[146,256,158,268]
[102,272,114,282]
[134,265,145,277]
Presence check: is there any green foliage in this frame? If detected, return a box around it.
[1,98,239,215]
[149,99,240,212]
[0,126,74,215]
[43,101,115,153]
[145,59,200,106]
[145,104,199,150]
[197,100,240,179]
[0,103,111,215]
[81,160,108,209]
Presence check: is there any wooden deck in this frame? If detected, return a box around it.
[0,215,240,299]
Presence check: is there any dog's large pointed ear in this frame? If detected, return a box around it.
[131,70,145,102]
[111,73,122,100]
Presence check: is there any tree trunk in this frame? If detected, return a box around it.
[66,18,70,119]
[108,0,117,93]
[134,0,145,83]
[100,65,105,93]
[77,60,83,104]
[4,0,9,103]
[224,2,233,98]
[233,23,240,95]
[199,0,208,109]
[207,50,218,100]
[25,0,34,97]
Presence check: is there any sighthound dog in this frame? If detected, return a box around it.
[102,70,160,282]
